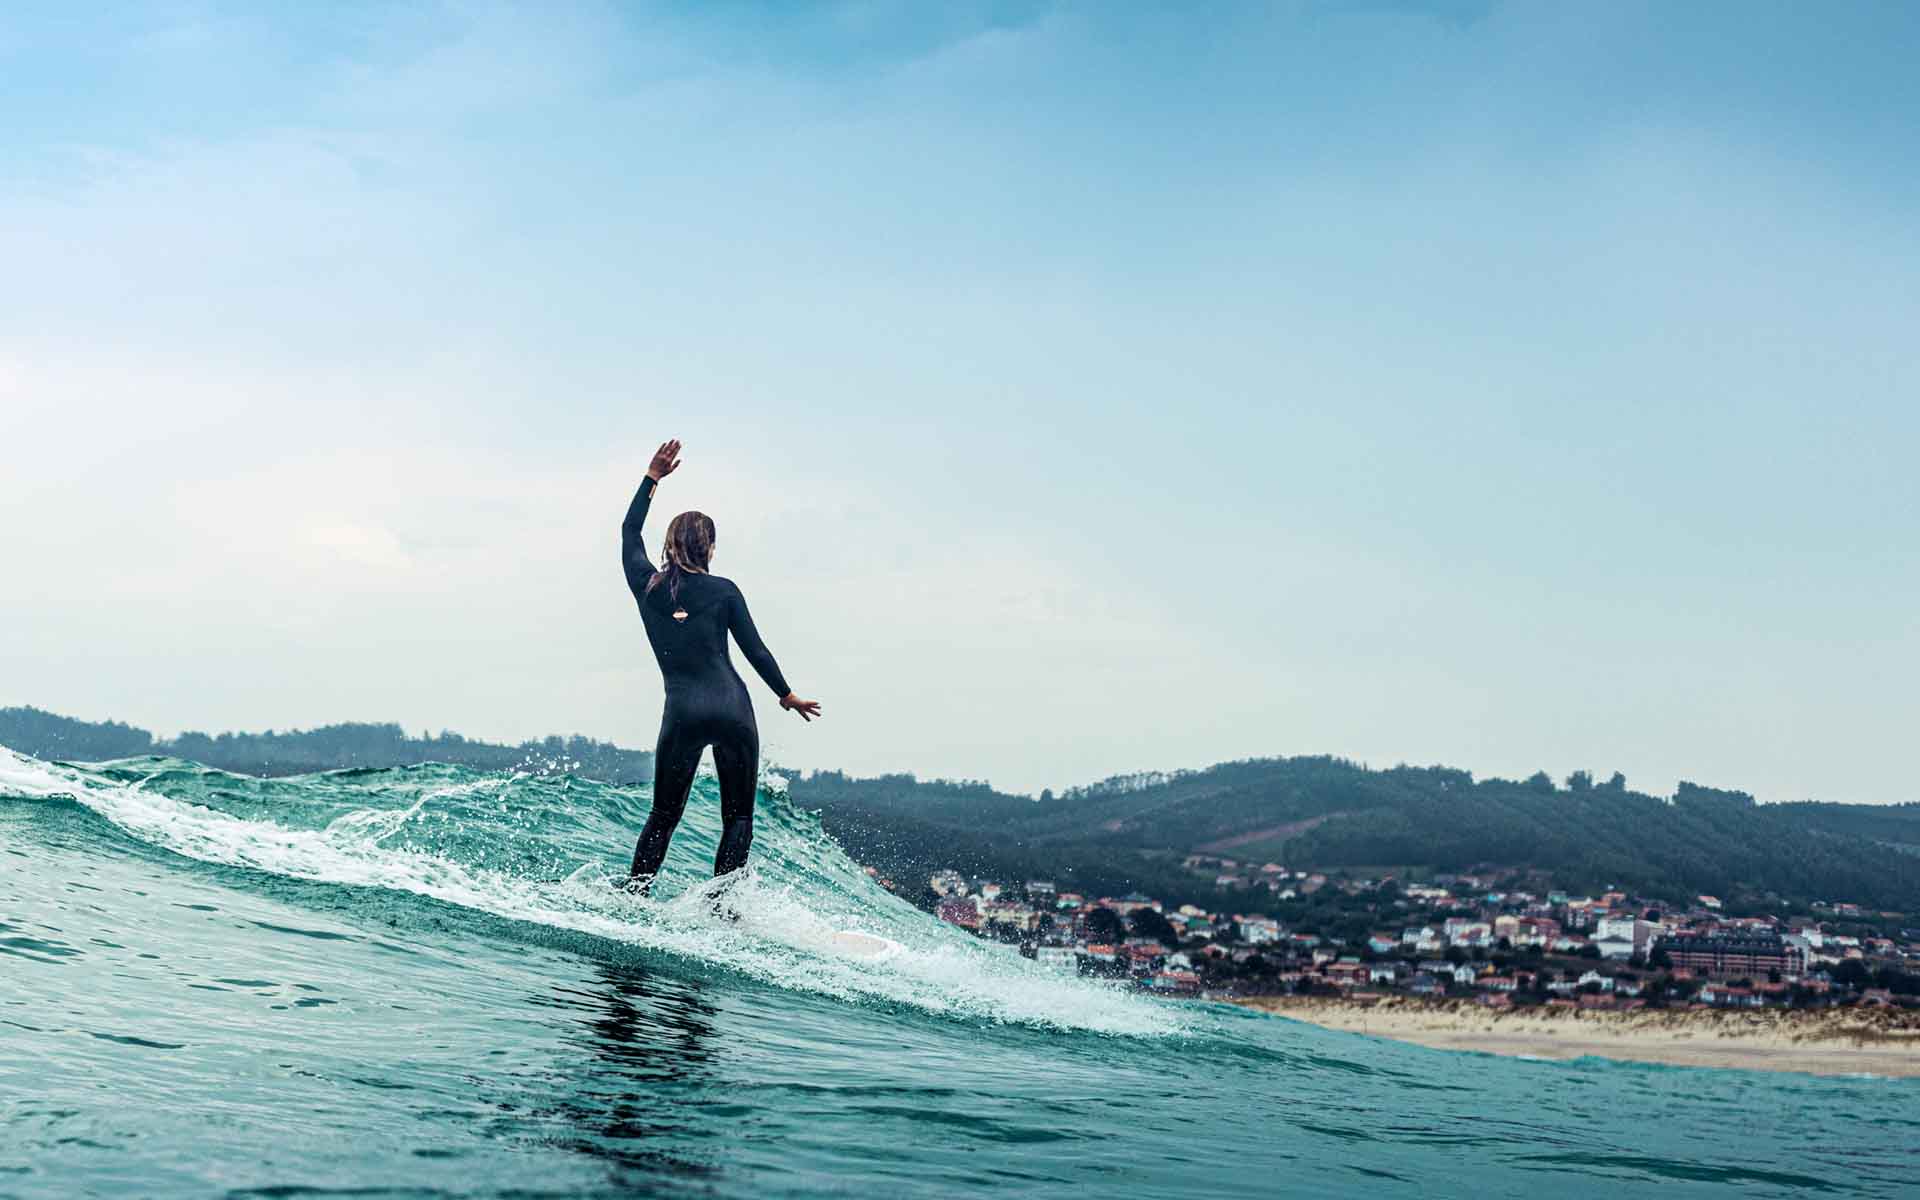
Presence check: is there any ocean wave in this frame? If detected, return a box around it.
[0,747,1183,1037]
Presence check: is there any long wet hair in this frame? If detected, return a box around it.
[648,510,716,603]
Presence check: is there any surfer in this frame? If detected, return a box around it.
[619,439,822,894]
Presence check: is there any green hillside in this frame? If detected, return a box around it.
[0,706,654,782]
[787,761,1920,913]
[5,706,1914,914]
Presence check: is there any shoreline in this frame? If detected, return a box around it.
[1233,995,1920,1077]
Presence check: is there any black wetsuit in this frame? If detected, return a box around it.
[621,476,791,887]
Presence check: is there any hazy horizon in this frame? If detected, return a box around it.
[0,699,1778,802]
[4,3,1917,804]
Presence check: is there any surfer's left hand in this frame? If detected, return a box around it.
[781,693,823,722]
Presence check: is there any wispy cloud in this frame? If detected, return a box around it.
[2,2,1916,800]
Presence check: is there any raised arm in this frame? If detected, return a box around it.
[621,439,680,600]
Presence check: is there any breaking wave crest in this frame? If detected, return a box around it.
[0,747,1183,1037]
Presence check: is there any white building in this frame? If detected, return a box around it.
[1402,926,1443,950]
[1594,916,1662,959]
[1237,916,1282,945]
[1594,939,1633,960]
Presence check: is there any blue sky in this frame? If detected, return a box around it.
[2,2,1916,802]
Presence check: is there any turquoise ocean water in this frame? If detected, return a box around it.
[2,747,1914,1198]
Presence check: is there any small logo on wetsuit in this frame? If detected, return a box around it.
[672,609,689,622]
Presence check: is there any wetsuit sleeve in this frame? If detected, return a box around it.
[726,584,792,698]
[621,477,657,600]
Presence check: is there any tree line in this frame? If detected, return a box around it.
[5,705,1915,913]
[0,706,653,782]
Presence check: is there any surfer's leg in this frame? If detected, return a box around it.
[710,724,759,877]
[627,720,704,891]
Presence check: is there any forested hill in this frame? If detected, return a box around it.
[5,706,1916,913]
[787,761,1920,914]
[0,707,653,782]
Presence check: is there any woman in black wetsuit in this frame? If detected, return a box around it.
[620,439,822,893]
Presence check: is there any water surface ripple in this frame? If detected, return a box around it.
[0,750,1911,1197]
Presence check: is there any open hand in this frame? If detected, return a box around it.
[647,439,682,481]
[781,693,823,723]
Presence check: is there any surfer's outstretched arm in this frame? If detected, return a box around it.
[725,586,791,698]
[621,439,680,599]
[726,589,824,722]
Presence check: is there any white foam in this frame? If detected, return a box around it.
[0,749,1185,1037]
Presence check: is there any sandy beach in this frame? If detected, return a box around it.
[1235,996,1920,1077]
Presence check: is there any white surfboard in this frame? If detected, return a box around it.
[831,929,904,960]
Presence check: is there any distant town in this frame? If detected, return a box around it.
[869,857,1920,1012]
